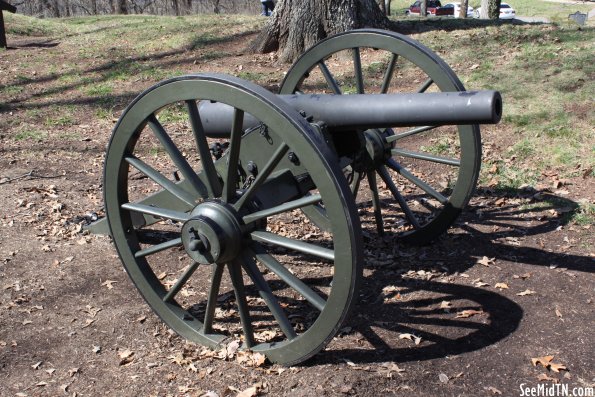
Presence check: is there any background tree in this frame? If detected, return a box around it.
[480,0,500,18]
[250,0,389,63]
[459,0,468,18]
[420,0,427,17]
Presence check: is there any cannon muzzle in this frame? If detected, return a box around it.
[198,91,502,137]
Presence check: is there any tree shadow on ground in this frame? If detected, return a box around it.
[388,16,547,35]
[0,29,258,113]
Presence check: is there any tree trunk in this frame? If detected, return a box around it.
[420,0,427,16]
[459,0,468,18]
[250,0,389,63]
[377,0,385,15]
[488,0,501,19]
[91,0,98,14]
[385,0,391,16]
[480,0,500,18]
[114,0,128,14]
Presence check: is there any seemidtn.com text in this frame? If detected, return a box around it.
[520,384,595,397]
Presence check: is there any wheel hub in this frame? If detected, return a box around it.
[360,128,393,168]
[181,201,244,264]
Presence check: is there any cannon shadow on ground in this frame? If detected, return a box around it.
[309,187,591,365]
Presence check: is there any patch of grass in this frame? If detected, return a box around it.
[157,104,187,123]
[57,132,82,140]
[236,71,267,83]
[572,202,595,226]
[96,107,114,120]
[508,138,535,159]
[5,13,65,36]
[45,114,75,127]
[0,85,23,96]
[15,129,47,141]
[85,83,113,97]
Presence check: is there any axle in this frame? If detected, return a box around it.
[197,91,502,137]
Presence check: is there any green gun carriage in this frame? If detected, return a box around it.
[95,29,502,365]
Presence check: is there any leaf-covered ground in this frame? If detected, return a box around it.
[1,11,593,397]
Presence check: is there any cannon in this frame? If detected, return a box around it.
[98,29,501,365]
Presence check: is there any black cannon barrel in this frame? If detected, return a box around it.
[197,91,502,137]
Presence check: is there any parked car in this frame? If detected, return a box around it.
[405,0,454,16]
[474,2,516,19]
[443,2,474,17]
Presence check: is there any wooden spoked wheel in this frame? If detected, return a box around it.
[280,29,482,244]
[104,74,363,365]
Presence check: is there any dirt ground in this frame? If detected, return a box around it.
[1,22,594,397]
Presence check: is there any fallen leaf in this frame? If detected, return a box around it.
[399,333,422,345]
[455,309,484,318]
[555,308,562,318]
[200,392,219,397]
[82,319,95,328]
[475,281,490,287]
[537,373,559,383]
[343,358,356,366]
[237,386,258,397]
[101,280,117,290]
[137,315,147,323]
[517,289,536,296]
[550,363,567,373]
[495,283,509,290]
[93,345,101,354]
[32,361,42,369]
[46,368,56,375]
[118,349,134,365]
[532,355,554,368]
[36,381,48,387]
[439,301,452,309]
[477,256,495,267]
[68,367,80,377]
[438,373,449,383]
[226,340,240,359]
[486,386,502,394]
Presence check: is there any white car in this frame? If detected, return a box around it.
[474,2,516,19]
[443,2,474,17]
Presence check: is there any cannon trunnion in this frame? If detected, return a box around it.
[98,29,501,365]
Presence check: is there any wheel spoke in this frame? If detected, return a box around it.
[125,156,196,207]
[417,77,434,93]
[318,61,342,94]
[391,148,460,166]
[134,237,182,258]
[380,53,398,94]
[202,263,224,334]
[352,48,364,94]
[242,256,297,340]
[351,171,363,199]
[367,170,384,235]
[250,231,334,261]
[147,114,207,198]
[163,262,200,303]
[121,202,189,222]
[228,261,256,347]
[223,108,244,203]
[377,166,421,229]
[242,194,322,225]
[385,125,438,143]
[250,246,326,311]
[386,159,448,204]
[233,143,289,211]
[186,100,222,198]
